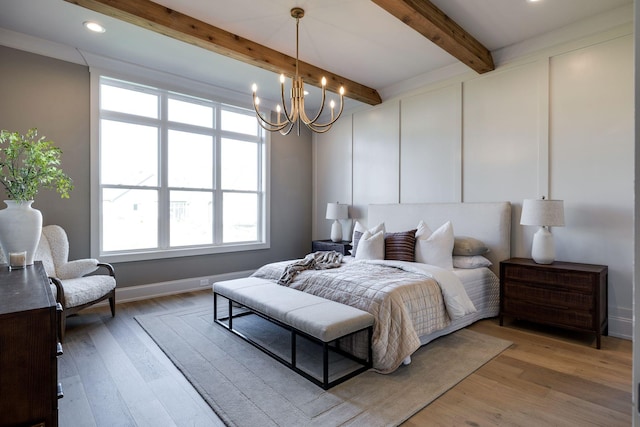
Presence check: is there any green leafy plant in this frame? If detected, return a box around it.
[0,128,73,201]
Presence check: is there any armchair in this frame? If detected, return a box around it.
[35,225,116,340]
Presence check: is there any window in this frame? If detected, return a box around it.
[93,75,269,262]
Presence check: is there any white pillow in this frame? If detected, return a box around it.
[415,220,454,270]
[354,230,384,260]
[351,221,385,256]
[414,220,431,262]
[452,255,492,269]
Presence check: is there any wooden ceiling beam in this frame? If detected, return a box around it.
[371,0,495,74]
[64,0,382,106]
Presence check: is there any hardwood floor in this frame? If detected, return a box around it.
[60,290,632,426]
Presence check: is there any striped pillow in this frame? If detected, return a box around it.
[384,230,417,262]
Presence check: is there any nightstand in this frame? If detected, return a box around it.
[311,240,352,255]
[499,258,608,349]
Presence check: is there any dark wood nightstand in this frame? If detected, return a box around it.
[312,240,352,255]
[499,257,608,349]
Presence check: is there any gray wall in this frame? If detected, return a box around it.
[0,45,312,288]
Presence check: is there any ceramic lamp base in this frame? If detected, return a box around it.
[531,226,555,264]
[330,220,343,243]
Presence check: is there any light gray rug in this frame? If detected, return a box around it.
[136,304,511,427]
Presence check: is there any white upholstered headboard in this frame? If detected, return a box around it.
[368,202,511,276]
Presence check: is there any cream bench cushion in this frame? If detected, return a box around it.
[213,277,374,342]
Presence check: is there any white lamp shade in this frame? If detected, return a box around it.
[326,203,348,220]
[520,199,565,227]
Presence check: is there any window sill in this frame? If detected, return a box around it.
[96,241,270,263]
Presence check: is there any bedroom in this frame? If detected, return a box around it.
[0,0,635,425]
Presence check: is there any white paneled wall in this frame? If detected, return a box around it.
[400,84,462,203]
[352,101,400,219]
[463,60,548,256]
[313,26,633,338]
[313,117,353,240]
[550,35,634,328]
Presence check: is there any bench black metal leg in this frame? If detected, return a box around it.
[291,330,297,368]
[323,342,329,388]
[213,292,218,321]
[368,327,373,368]
[212,293,373,390]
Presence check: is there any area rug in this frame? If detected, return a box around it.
[136,304,511,427]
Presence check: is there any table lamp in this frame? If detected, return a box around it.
[520,197,565,264]
[326,202,348,242]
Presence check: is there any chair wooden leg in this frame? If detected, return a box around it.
[60,314,66,343]
[109,295,116,317]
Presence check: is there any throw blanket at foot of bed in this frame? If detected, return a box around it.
[278,251,343,286]
[252,258,476,374]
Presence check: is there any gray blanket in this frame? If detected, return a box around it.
[278,250,343,285]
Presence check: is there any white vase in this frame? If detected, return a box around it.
[0,200,43,266]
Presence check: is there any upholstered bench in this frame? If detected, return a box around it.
[213,277,374,389]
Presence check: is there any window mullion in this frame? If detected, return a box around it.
[214,107,223,245]
[158,93,170,249]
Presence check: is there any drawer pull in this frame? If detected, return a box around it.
[522,300,570,310]
[57,342,63,356]
[57,382,64,399]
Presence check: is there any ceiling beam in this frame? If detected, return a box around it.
[64,0,382,106]
[371,0,495,74]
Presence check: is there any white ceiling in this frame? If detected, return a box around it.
[0,0,633,113]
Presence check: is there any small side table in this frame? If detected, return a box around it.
[311,240,352,256]
[500,257,608,348]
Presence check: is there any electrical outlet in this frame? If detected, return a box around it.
[199,278,209,287]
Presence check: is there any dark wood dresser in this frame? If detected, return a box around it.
[0,261,61,426]
[500,257,608,349]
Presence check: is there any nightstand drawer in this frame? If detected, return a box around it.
[503,266,593,293]
[503,281,593,309]
[312,240,351,255]
[503,299,593,329]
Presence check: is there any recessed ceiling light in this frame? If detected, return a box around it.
[83,21,105,33]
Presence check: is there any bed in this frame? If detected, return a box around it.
[252,202,511,374]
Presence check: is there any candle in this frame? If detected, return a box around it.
[9,251,26,269]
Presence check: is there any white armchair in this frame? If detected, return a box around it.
[35,225,116,340]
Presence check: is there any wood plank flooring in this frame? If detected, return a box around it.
[60,290,632,426]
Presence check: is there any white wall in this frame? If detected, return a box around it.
[313,25,634,338]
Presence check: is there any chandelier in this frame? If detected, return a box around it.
[251,7,345,135]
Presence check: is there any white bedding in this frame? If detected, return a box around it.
[418,267,500,346]
[348,257,478,320]
[252,257,500,373]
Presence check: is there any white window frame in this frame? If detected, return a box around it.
[90,69,270,263]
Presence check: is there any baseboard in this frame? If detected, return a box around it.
[608,314,632,340]
[112,270,255,304]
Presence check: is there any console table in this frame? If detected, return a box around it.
[0,261,61,426]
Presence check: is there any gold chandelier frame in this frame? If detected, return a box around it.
[251,7,345,135]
